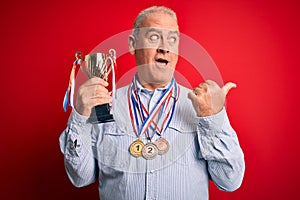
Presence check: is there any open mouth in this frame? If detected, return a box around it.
[155,58,169,65]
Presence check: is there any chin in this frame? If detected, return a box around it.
[150,76,173,86]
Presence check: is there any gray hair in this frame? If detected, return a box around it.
[132,6,178,38]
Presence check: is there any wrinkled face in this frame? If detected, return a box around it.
[129,12,179,90]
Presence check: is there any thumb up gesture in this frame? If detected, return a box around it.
[188,80,236,117]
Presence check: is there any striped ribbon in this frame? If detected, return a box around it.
[63,53,82,111]
[128,76,179,141]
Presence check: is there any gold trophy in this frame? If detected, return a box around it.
[82,49,116,123]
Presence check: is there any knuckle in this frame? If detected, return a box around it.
[198,82,205,87]
[82,98,89,105]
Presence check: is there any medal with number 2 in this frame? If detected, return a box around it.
[142,142,159,160]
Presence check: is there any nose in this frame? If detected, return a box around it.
[157,48,169,54]
[157,39,169,54]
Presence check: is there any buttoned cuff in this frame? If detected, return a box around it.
[195,107,226,136]
[66,109,93,137]
[64,109,93,165]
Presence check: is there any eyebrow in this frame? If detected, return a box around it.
[145,28,179,36]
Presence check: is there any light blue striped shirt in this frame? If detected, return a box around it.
[59,80,245,200]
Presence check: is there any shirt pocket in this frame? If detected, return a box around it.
[98,124,136,171]
[101,124,136,147]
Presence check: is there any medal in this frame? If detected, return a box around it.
[129,139,144,157]
[142,142,158,160]
[128,76,180,159]
[155,137,170,155]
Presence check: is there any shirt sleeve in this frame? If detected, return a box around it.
[196,108,245,192]
[59,109,98,187]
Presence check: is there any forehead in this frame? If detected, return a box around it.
[140,11,179,31]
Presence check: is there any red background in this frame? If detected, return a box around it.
[1,0,300,199]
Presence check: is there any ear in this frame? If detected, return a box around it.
[128,35,136,55]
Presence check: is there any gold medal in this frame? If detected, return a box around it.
[142,142,158,160]
[155,137,170,155]
[129,139,144,157]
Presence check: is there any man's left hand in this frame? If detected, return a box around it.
[188,80,237,117]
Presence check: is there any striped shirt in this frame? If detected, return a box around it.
[59,79,245,200]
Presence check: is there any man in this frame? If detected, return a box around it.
[59,6,245,200]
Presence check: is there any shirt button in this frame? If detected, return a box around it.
[150,170,155,174]
[78,122,82,127]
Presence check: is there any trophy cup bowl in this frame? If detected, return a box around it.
[83,50,116,123]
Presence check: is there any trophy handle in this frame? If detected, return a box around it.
[109,49,116,59]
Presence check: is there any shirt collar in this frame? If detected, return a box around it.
[134,74,172,95]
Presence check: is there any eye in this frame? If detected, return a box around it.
[149,34,159,41]
[169,36,177,44]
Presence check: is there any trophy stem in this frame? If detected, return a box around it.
[89,104,114,123]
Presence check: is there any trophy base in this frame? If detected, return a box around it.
[89,104,114,123]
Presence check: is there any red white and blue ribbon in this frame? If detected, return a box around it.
[128,76,180,141]
[63,53,82,111]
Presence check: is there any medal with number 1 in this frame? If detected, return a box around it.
[129,139,144,157]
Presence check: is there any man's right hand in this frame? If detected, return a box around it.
[75,77,112,116]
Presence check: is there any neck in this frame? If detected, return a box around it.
[136,75,172,91]
[141,83,168,91]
